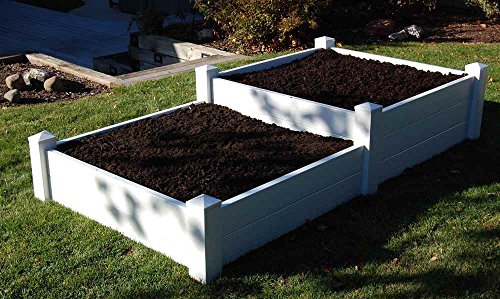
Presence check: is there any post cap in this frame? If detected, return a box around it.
[186,194,221,210]
[314,36,335,49]
[354,102,383,112]
[195,64,219,74]
[28,130,56,144]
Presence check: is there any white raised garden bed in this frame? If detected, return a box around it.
[29,101,365,284]
[29,38,488,283]
[197,36,488,194]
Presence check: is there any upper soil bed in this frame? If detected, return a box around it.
[58,104,352,202]
[224,49,464,110]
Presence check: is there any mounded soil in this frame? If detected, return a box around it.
[57,104,353,202]
[0,63,107,107]
[224,49,464,110]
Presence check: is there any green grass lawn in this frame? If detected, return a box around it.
[1,42,499,298]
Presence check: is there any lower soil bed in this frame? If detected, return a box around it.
[224,49,464,110]
[57,104,352,202]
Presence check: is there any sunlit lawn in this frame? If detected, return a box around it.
[1,42,499,298]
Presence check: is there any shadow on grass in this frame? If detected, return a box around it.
[221,101,498,295]
[124,102,499,298]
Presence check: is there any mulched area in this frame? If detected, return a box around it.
[422,15,500,43]
[164,13,499,55]
[224,49,463,110]
[0,63,108,107]
[57,104,353,202]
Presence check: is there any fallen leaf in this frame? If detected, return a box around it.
[69,128,77,134]
[480,23,487,28]
[488,76,495,83]
[430,256,438,262]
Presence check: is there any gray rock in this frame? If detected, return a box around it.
[23,68,52,85]
[44,76,65,91]
[3,89,21,103]
[389,29,409,41]
[197,28,214,41]
[5,73,26,90]
[405,25,424,39]
[389,25,424,41]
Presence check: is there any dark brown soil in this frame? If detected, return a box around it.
[57,104,352,202]
[0,63,108,107]
[224,50,463,110]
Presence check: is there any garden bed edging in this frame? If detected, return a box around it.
[197,36,488,194]
[29,101,364,284]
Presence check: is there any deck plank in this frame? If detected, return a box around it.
[0,0,128,68]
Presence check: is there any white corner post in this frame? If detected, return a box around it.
[465,62,488,140]
[28,131,57,201]
[186,194,223,284]
[354,103,383,195]
[195,65,219,103]
[314,36,335,49]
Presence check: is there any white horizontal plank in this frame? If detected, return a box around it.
[47,150,191,267]
[213,79,355,138]
[222,172,362,264]
[380,76,474,136]
[219,48,318,76]
[378,99,470,161]
[221,146,364,236]
[58,100,203,144]
[377,122,467,184]
[333,48,465,75]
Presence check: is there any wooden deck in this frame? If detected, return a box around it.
[0,0,129,68]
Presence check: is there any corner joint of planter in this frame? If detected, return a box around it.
[464,62,489,140]
[28,130,57,201]
[195,65,220,104]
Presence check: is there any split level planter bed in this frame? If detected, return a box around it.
[29,101,364,283]
[197,36,488,194]
[30,37,488,284]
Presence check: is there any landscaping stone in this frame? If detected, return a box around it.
[5,73,26,90]
[197,28,215,41]
[389,25,424,41]
[405,25,424,39]
[23,68,51,85]
[44,76,65,91]
[3,89,21,103]
[389,29,409,41]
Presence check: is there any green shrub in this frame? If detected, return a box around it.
[194,0,327,51]
[194,0,444,51]
[466,0,500,18]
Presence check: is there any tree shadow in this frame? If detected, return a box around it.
[212,100,500,295]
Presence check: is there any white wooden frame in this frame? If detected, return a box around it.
[29,37,488,283]
[197,36,488,194]
[29,100,365,284]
